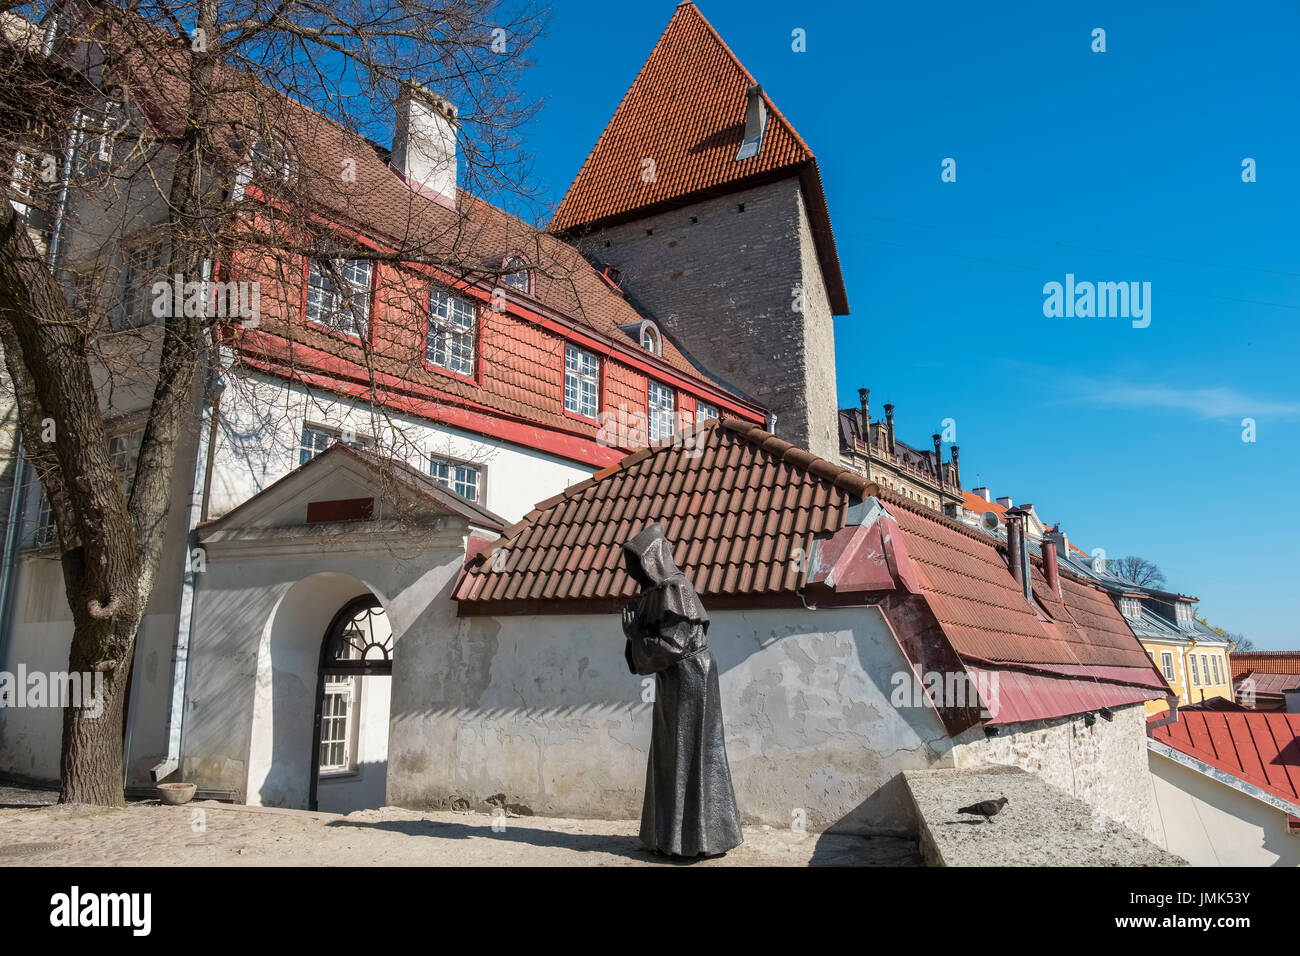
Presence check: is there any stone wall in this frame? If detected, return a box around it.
[948,703,1161,844]
[577,179,839,460]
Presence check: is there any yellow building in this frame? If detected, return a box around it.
[1117,592,1234,714]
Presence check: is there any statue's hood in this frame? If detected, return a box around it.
[622,523,681,588]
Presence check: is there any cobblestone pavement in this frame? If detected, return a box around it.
[0,798,921,866]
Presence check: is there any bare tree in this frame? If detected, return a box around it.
[0,0,552,804]
[1107,555,1166,589]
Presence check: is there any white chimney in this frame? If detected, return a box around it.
[996,496,1014,509]
[392,85,458,208]
[973,487,992,502]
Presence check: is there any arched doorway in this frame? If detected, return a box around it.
[309,595,394,812]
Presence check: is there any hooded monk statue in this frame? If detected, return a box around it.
[621,523,744,858]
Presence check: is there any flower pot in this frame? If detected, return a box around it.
[156,782,197,806]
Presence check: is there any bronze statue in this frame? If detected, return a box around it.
[621,523,743,857]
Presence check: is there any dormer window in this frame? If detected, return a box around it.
[735,84,768,161]
[1120,596,1142,620]
[640,321,661,355]
[501,256,530,294]
[250,133,294,182]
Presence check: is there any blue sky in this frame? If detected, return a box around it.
[512,0,1299,646]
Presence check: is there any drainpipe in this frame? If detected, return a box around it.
[1147,695,1181,731]
[0,444,25,669]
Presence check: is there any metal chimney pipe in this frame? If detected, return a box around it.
[932,433,944,509]
[1006,508,1032,602]
[1042,539,1062,598]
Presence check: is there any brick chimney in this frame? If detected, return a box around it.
[392,84,458,208]
[884,403,895,455]
[950,445,961,489]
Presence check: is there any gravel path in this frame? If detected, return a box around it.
[0,800,921,866]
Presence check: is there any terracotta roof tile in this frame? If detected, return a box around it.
[548,3,847,314]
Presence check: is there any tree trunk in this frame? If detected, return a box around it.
[58,621,134,805]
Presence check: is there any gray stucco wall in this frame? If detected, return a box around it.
[578,179,839,460]
[388,605,950,833]
[949,703,1161,844]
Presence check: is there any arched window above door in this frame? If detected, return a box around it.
[322,597,393,674]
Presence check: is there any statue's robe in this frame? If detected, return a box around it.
[622,523,743,857]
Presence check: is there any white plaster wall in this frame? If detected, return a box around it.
[182,526,465,806]
[1149,752,1300,866]
[212,373,593,524]
[387,605,952,832]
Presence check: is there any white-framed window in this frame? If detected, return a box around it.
[427,286,476,375]
[10,149,34,198]
[429,455,481,502]
[29,479,55,549]
[299,424,368,466]
[1120,596,1141,619]
[319,678,356,772]
[640,321,661,355]
[1188,654,1200,686]
[75,108,115,175]
[501,256,529,293]
[1201,654,1210,685]
[564,343,599,419]
[1160,652,1175,681]
[250,134,294,182]
[648,380,675,443]
[696,401,718,423]
[109,429,143,497]
[307,256,371,338]
[116,236,167,329]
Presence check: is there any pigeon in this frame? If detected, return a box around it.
[957,796,1008,822]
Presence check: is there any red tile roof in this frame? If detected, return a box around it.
[548,2,847,313]
[1150,711,1300,810]
[456,419,860,606]
[1232,651,1300,677]
[456,417,1167,724]
[961,491,1007,520]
